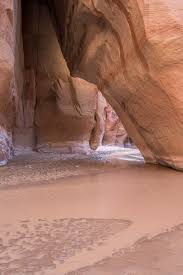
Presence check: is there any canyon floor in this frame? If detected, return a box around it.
[0,147,183,274]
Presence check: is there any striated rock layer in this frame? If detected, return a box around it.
[0,0,182,170]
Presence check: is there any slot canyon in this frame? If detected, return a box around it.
[0,0,183,169]
[0,0,183,274]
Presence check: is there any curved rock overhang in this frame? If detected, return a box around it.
[52,0,183,170]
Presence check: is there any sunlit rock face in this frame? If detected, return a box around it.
[103,103,128,146]
[90,93,129,149]
[59,0,183,170]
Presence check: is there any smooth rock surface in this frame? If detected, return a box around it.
[60,0,183,169]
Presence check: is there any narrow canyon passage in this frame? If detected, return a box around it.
[13,0,130,156]
[0,0,183,274]
[1,0,183,168]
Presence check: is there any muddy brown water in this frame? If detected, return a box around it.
[0,148,183,274]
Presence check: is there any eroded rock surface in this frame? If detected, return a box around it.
[15,0,99,154]
[103,103,128,146]
[0,0,15,164]
[59,0,183,169]
[14,0,127,155]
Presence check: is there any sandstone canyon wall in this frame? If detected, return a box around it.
[103,103,128,146]
[2,0,126,157]
[0,0,182,170]
[15,0,100,154]
[0,0,16,165]
[58,0,183,170]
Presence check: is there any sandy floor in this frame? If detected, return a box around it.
[71,224,183,275]
[0,146,143,186]
[0,147,183,274]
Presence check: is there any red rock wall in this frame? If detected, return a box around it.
[60,0,183,170]
[0,0,16,164]
[17,0,99,154]
[103,103,128,146]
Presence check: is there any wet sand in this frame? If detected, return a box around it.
[0,147,143,186]
[0,148,183,274]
